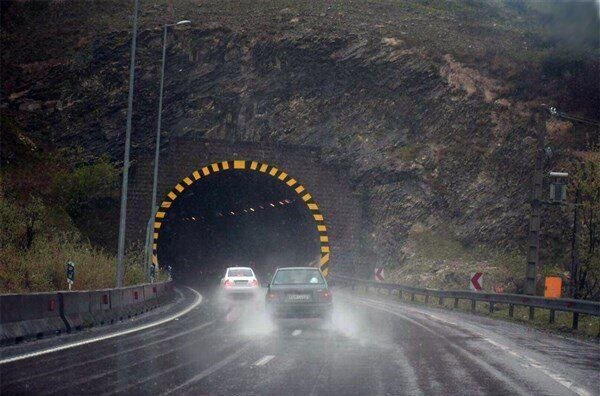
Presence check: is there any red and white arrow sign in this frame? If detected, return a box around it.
[470,272,483,291]
[374,267,385,282]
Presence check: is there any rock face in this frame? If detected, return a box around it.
[2,1,598,270]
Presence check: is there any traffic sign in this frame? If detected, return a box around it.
[374,267,385,282]
[470,272,483,291]
[66,261,75,291]
[149,263,156,283]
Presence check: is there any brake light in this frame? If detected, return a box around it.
[319,290,332,301]
[224,279,234,287]
[267,292,278,301]
[249,279,258,287]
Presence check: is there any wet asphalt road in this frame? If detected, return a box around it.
[1,287,598,395]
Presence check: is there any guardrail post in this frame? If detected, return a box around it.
[549,309,555,324]
[529,306,535,321]
[489,302,494,314]
[572,312,579,330]
[411,293,415,302]
[509,304,514,318]
[471,299,476,313]
[454,298,459,309]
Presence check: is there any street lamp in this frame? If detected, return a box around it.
[145,19,192,276]
[116,0,140,288]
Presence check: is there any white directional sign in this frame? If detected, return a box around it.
[470,272,483,291]
[374,267,385,282]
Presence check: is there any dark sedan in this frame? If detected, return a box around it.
[265,267,333,320]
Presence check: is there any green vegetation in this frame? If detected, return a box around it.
[391,228,525,292]
[0,116,165,293]
[572,157,600,301]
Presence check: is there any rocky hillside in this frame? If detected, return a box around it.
[2,1,598,289]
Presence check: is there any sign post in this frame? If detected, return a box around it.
[149,263,156,283]
[66,261,75,291]
[470,272,483,291]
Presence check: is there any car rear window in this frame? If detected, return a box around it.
[272,268,324,285]
[227,268,254,277]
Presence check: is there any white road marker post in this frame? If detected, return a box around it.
[66,261,75,291]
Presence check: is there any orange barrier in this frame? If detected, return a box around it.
[544,277,562,299]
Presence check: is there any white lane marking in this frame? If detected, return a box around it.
[163,343,252,395]
[292,329,302,336]
[483,337,591,396]
[0,287,203,365]
[3,318,216,387]
[253,354,275,366]
[347,296,530,396]
[348,294,593,396]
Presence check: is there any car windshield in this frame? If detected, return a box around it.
[272,268,324,285]
[227,268,253,277]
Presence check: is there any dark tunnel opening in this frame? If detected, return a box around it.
[157,170,321,285]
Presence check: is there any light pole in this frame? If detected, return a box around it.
[116,0,140,288]
[145,20,191,276]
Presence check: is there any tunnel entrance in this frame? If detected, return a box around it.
[153,160,330,284]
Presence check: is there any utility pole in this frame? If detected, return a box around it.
[525,115,545,296]
[570,188,581,298]
[116,0,140,287]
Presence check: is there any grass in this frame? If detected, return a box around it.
[0,237,168,294]
[389,229,526,292]
[356,284,600,338]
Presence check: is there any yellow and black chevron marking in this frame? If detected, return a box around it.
[152,160,331,276]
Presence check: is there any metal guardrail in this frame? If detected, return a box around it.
[331,275,600,330]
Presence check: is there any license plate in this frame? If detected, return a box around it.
[287,294,310,301]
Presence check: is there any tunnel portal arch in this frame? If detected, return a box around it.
[152,159,331,276]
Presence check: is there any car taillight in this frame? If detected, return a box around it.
[319,290,332,301]
[224,279,234,287]
[267,292,278,301]
[249,279,258,287]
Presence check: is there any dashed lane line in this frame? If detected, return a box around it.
[254,355,275,366]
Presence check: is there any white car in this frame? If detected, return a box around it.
[220,267,260,298]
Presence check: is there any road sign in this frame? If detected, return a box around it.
[470,272,483,291]
[374,267,385,282]
[66,261,75,291]
[150,263,156,283]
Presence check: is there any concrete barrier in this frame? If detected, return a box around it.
[89,289,113,325]
[60,291,91,331]
[144,284,158,310]
[0,293,66,345]
[109,287,126,321]
[122,285,147,316]
[1,281,174,345]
